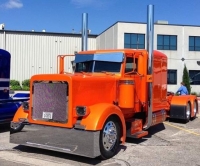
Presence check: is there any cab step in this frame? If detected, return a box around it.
[126,118,148,138]
[129,130,148,138]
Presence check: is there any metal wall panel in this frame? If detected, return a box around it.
[0,31,5,49]
[0,31,96,84]
[96,24,118,49]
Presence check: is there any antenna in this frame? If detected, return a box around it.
[0,24,5,30]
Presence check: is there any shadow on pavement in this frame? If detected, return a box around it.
[126,123,166,144]
[13,145,104,165]
[0,123,10,133]
[11,123,166,165]
[13,144,129,165]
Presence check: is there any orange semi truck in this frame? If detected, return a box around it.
[10,5,198,159]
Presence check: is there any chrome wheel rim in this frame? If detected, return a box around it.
[194,102,197,115]
[186,104,191,119]
[102,121,117,151]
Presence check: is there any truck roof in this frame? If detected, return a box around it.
[78,49,167,59]
[0,49,10,57]
[78,49,145,54]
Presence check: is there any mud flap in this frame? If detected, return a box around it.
[170,105,186,120]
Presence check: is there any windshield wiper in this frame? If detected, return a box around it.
[77,71,91,75]
[100,71,115,75]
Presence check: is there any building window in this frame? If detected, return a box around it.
[157,35,177,50]
[189,36,200,51]
[189,70,200,85]
[124,33,145,49]
[167,70,177,84]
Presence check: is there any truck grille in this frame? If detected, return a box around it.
[32,82,68,123]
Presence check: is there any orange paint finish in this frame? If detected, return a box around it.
[152,51,168,112]
[79,49,136,55]
[122,51,149,114]
[152,110,167,126]
[170,95,191,106]
[189,96,198,118]
[71,74,118,107]
[80,103,126,143]
[170,95,198,118]
[11,48,200,159]
[118,78,134,108]
[128,119,143,135]
[57,55,74,74]
[131,75,147,113]
[28,74,75,128]
[136,51,148,107]
[12,49,197,138]
[12,105,28,122]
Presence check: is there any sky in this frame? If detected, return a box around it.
[0,0,199,34]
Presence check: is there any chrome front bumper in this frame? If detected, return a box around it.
[10,122,100,158]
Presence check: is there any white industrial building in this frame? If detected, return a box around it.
[0,21,200,93]
[0,30,97,83]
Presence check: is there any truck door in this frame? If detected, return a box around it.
[124,55,146,113]
[124,56,141,113]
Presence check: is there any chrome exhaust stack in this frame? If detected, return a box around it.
[144,4,154,130]
[81,13,88,51]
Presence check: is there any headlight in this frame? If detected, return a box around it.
[22,101,29,112]
[76,106,89,116]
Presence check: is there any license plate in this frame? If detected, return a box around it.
[42,112,53,119]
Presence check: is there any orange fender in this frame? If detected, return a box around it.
[170,95,197,117]
[12,105,28,122]
[170,95,189,106]
[80,103,126,143]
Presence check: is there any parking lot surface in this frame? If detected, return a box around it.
[0,114,200,166]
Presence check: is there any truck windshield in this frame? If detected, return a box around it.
[94,61,121,72]
[75,61,121,73]
[75,61,93,72]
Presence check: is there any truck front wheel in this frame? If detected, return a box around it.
[10,122,24,133]
[99,117,120,159]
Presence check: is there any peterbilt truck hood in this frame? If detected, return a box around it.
[28,73,119,127]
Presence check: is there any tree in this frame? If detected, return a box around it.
[182,64,191,94]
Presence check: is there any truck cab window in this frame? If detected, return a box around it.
[75,61,93,72]
[75,61,121,73]
[94,61,121,72]
[125,57,138,73]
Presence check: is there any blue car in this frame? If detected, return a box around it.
[0,49,29,124]
[0,93,29,124]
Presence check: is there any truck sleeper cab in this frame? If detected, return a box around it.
[0,49,29,124]
[10,49,198,159]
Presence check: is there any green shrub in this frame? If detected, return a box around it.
[10,85,22,90]
[22,79,30,91]
[22,79,30,87]
[182,64,191,94]
[10,80,22,90]
[10,80,20,86]
[22,86,30,91]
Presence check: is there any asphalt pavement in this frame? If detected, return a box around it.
[0,114,200,166]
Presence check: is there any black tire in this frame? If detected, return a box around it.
[99,117,120,159]
[10,123,24,133]
[185,102,191,123]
